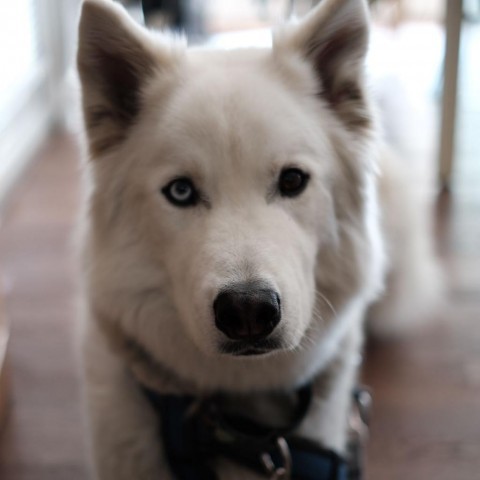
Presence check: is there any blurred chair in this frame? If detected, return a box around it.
[141,0,187,29]
[121,0,206,40]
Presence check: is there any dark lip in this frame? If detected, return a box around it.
[219,338,282,357]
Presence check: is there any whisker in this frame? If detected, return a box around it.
[315,289,338,320]
[289,291,337,354]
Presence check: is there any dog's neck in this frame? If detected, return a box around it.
[96,313,198,394]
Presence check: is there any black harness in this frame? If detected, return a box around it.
[143,384,370,480]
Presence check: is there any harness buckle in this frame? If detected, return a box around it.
[260,437,292,480]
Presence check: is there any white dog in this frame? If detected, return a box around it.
[77,0,441,478]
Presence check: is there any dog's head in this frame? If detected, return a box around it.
[78,0,383,361]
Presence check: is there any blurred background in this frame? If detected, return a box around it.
[0,1,479,479]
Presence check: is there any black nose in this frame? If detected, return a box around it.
[213,283,281,341]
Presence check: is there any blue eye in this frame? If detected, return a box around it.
[278,168,310,197]
[162,177,198,207]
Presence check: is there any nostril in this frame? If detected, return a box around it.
[213,291,242,339]
[213,282,281,341]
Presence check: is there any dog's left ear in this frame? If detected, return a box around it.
[275,0,371,130]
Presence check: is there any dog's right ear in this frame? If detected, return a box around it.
[77,0,178,157]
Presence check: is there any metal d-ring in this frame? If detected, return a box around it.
[260,437,292,480]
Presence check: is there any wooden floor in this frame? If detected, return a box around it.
[0,132,479,480]
[0,135,87,480]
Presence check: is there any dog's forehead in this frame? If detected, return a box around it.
[172,52,298,141]
[146,49,328,174]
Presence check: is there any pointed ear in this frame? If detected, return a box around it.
[275,0,371,131]
[77,0,177,156]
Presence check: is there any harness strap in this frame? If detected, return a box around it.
[144,386,352,480]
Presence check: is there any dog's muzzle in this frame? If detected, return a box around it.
[213,281,281,354]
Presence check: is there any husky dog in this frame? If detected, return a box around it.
[77,0,441,478]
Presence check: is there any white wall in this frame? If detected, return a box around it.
[0,0,81,209]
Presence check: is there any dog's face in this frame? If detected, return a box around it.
[79,0,382,360]
[139,62,334,355]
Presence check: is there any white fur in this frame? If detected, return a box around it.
[76,0,442,478]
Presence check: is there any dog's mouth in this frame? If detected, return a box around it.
[219,337,282,357]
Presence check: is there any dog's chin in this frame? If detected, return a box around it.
[218,337,284,358]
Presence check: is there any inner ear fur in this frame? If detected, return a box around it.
[275,0,371,131]
[77,0,175,157]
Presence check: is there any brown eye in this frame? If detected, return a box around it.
[278,168,310,197]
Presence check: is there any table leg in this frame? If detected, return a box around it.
[439,0,463,189]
